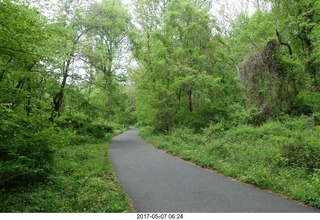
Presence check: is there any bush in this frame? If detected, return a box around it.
[0,106,66,188]
[77,124,106,139]
[292,91,320,115]
[312,112,320,126]
[55,112,91,130]
[55,113,119,143]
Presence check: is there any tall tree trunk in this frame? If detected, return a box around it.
[106,75,113,122]
[106,54,113,122]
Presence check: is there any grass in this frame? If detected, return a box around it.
[0,129,132,213]
[139,118,320,209]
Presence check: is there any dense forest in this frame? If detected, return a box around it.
[1,0,320,211]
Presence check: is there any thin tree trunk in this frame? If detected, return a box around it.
[0,58,12,83]
[10,63,35,110]
[49,58,71,123]
[188,89,193,112]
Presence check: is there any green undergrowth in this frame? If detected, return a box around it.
[0,127,131,213]
[55,113,127,145]
[139,116,320,208]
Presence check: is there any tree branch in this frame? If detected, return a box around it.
[276,29,293,57]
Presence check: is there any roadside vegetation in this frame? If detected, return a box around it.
[0,117,131,212]
[139,114,320,208]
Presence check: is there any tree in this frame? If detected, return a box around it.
[0,0,64,187]
[132,0,228,132]
[82,0,131,122]
[0,0,54,114]
[270,0,320,91]
[48,0,91,122]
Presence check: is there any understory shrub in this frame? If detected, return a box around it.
[0,106,67,188]
[211,119,320,172]
[55,112,121,144]
[292,91,320,115]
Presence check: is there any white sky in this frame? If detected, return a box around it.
[40,0,258,21]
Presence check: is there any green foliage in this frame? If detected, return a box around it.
[0,105,67,188]
[132,0,235,133]
[229,9,275,54]
[0,141,131,212]
[0,0,133,193]
[292,91,320,115]
[80,0,132,124]
[55,112,127,144]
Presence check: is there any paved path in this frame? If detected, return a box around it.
[108,128,318,213]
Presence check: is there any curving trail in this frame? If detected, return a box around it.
[108,128,318,213]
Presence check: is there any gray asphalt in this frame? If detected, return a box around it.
[108,128,318,213]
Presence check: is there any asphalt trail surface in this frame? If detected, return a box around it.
[108,128,318,213]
